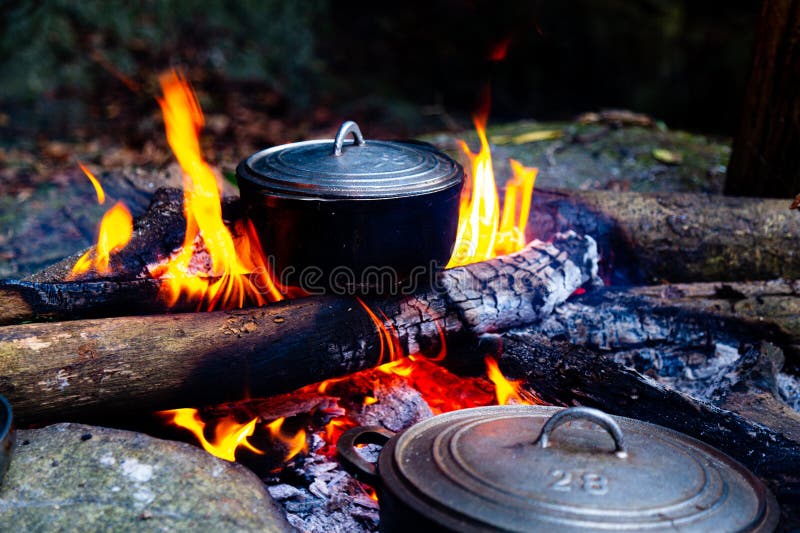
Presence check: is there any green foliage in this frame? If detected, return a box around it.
[0,0,327,106]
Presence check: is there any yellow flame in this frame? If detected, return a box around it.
[266,417,308,462]
[485,356,535,405]
[78,162,105,204]
[69,201,133,278]
[161,408,262,462]
[152,70,282,310]
[447,119,538,267]
[496,159,537,256]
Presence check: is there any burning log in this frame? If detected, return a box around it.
[0,232,599,424]
[496,331,800,520]
[530,188,800,283]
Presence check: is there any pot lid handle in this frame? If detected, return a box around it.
[337,426,395,485]
[534,406,628,458]
[333,120,366,156]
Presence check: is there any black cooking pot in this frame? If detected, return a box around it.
[338,406,778,532]
[237,121,464,294]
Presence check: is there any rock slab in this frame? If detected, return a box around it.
[0,423,292,532]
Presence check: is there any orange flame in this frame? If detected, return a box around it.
[356,298,404,366]
[447,116,538,267]
[160,408,262,462]
[266,417,308,462]
[151,70,283,310]
[484,356,536,405]
[78,162,105,204]
[69,201,133,278]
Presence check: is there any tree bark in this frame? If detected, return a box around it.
[726,0,800,198]
[0,233,598,424]
[530,189,800,284]
[497,331,800,525]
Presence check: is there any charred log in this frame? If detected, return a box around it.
[530,189,800,283]
[0,232,598,424]
[537,280,800,368]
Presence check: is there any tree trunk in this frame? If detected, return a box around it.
[726,0,800,198]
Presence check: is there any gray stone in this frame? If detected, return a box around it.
[0,423,292,532]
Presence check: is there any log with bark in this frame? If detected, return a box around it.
[0,231,599,424]
[529,188,800,284]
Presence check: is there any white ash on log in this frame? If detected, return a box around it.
[0,232,599,424]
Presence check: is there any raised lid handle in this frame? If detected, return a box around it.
[534,406,628,458]
[333,121,366,156]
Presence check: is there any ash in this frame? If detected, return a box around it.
[262,378,434,533]
[266,434,381,533]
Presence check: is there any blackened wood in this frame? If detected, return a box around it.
[538,279,800,369]
[0,278,167,326]
[726,0,800,198]
[0,233,598,424]
[497,331,800,525]
[530,189,800,284]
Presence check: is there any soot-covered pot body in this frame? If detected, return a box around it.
[236,121,464,294]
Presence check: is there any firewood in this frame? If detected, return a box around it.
[0,232,598,424]
[537,279,800,369]
[496,331,800,524]
[3,187,798,326]
[530,189,800,283]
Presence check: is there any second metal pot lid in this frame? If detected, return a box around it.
[237,121,463,200]
[384,405,777,532]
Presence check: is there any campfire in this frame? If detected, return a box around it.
[1,69,798,531]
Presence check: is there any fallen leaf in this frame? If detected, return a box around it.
[652,148,682,165]
[493,129,562,145]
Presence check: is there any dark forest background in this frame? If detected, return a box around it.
[0,0,758,145]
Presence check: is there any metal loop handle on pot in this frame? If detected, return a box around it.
[333,120,366,156]
[337,426,395,485]
[534,407,628,458]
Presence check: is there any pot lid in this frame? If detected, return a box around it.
[237,121,463,200]
[381,405,778,532]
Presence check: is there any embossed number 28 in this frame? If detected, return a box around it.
[548,469,609,495]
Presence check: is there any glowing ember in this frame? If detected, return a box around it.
[78,162,105,204]
[151,70,283,310]
[448,114,538,267]
[69,200,133,278]
[160,408,262,462]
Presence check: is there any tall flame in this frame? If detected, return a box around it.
[151,70,283,310]
[447,117,538,267]
[160,408,262,462]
